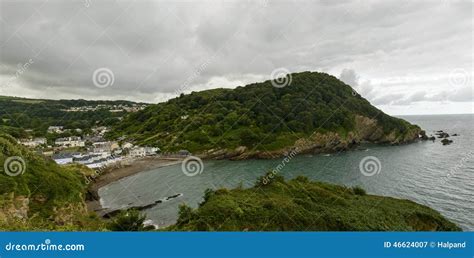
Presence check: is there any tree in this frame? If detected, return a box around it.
[239,128,260,147]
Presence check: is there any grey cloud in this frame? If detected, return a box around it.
[0,0,471,112]
[339,68,359,87]
[371,93,406,106]
[339,69,376,101]
[381,86,473,106]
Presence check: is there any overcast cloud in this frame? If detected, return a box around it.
[0,0,472,115]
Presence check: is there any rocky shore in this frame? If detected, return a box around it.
[201,115,425,160]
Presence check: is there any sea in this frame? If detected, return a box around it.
[99,114,474,230]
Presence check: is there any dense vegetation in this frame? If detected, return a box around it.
[0,133,105,230]
[0,96,142,138]
[111,71,417,152]
[0,133,460,231]
[170,173,461,231]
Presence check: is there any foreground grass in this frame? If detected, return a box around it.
[0,134,106,231]
[170,174,461,231]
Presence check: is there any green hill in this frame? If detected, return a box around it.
[0,96,146,138]
[170,174,461,231]
[111,71,423,158]
[0,134,104,230]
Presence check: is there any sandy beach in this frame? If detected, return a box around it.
[86,156,183,212]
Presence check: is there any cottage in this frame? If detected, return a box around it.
[130,147,146,157]
[47,126,64,134]
[73,154,102,165]
[92,141,119,153]
[144,147,160,156]
[85,155,122,169]
[92,126,108,135]
[122,142,134,149]
[18,137,46,148]
[55,136,85,148]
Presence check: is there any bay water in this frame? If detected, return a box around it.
[99,114,473,230]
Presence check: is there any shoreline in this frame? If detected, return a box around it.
[86,156,183,213]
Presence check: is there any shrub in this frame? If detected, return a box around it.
[176,204,194,225]
[107,209,153,231]
[255,171,285,187]
[352,186,367,196]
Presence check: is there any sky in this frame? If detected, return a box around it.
[0,0,472,115]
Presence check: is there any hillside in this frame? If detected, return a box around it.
[0,133,460,231]
[0,134,104,230]
[0,96,146,138]
[111,71,423,158]
[170,174,461,231]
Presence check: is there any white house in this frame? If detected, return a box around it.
[129,146,159,157]
[74,154,103,165]
[144,147,159,155]
[47,126,64,134]
[85,155,123,169]
[18,137,46,148]
[122,142,134,149]
[92,141,119,153]
[130,147,146,157]
[92,126,108,135]
[55,136,85,148]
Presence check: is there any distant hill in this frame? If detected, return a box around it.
[0,134,104,230]
[111,71,423,158]
[169,174,460,231]
[0,96,146,138]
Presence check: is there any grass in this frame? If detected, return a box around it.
[169,173,461,231]
[0,133,105,230]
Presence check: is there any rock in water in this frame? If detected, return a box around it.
[441,138,453,145]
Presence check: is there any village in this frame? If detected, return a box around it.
[17,125,162,169]
[60,103,148,113]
